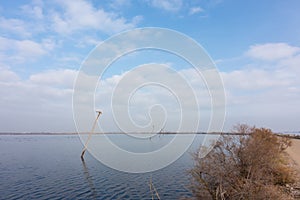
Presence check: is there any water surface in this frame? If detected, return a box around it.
[0,134,206,199]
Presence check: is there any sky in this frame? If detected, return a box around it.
[0,0,300,133]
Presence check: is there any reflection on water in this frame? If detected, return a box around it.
[81,159,98,199]
[0,135,205,199]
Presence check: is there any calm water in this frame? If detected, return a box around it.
[0,134,206,199]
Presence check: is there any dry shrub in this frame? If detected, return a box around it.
[189,124,296,200]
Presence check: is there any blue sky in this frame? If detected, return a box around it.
[0,0,300,132]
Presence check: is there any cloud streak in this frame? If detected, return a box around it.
[246,43,300,61]
[189,7,204,15]
[147,0,183,12]
[51,0,141,35]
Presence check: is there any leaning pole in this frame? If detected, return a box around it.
[80,111,102,160]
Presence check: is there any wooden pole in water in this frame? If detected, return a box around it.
[149,176,160,200]
[81,111,102,160]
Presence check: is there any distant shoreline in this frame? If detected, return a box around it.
[0,132,300,139]
[0,132,209,135]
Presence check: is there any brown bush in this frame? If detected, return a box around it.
[189,124,296,200]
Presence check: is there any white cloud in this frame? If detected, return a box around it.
[0,17,32,38]
[0,69,20,82]
[21,3,44,20]
[131,15,144,25]
[94,64,213,132]
[29,69,78,88]
[221,69,292,90]
[246,43,300,61]
[75,36,102,48]
[278,54,300,71]
[51,0,140,35]
[148,0,183,12]
[220,43,300,131]
[16,40,47,57]
[41,38,57,51]
[189,7,204,15]
[0,68,77,132]
[110,0,131,10]
[0,1,46,39]
[0,37,48,63]
[1,39,300,132]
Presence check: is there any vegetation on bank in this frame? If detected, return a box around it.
[189,124,298,199]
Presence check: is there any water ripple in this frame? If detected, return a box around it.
[0,135,197,199]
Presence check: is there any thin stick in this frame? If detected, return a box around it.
[149,176,160,200]
[152,182,161,200]
[149,176,154,200]
[81,111,102,160]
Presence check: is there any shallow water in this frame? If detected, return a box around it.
[0,134,207,199]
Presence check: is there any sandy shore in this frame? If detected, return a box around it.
[287,139,300,168]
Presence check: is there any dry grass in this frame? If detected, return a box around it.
[188,124,297,200]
